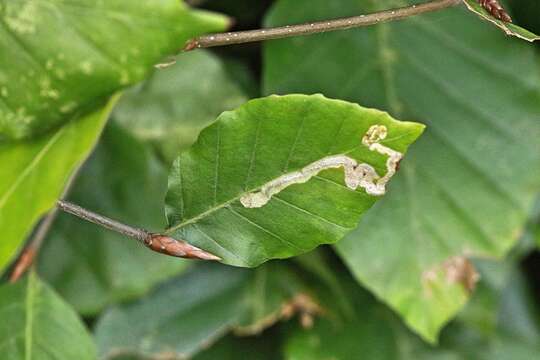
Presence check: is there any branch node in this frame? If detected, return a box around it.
[183,39,200,52]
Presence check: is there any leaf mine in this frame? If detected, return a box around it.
[240,124,403,208]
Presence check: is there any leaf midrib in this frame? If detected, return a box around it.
[0,126,66,210]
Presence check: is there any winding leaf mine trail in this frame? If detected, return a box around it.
[240,125,403,208]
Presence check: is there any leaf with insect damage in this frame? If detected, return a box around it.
[0,271,96,359]
[462,0,539,42]
[264,0,540,343]
[164,94,424,267]
[0,97,118,274]
[284,256,540,360]
[0,0,227,139]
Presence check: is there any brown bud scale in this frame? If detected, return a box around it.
[477,0,512,23]
[145,234,221,261]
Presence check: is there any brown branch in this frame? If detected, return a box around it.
[56,200,221,261]
[184,0,461,51]
[10,199,221,283]
[8,209,58,283]
[9,168,80,283]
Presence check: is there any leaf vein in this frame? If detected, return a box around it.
[213,122,221,205]
[427,122,525,213]
[283,117,306,172]
[227,206,304,251]
[0,18,46,73]
[272,195,351,231]
[191,224,246,264]
[402,51,521,143]
[55,9,125,71]
[243,117,262,191]
[0,127,66,210]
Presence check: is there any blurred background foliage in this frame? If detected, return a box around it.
[45,0,540,357]
[1,0,539,359]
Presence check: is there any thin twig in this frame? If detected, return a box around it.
[57,200,148,242]
[9,167,81,283]
[56,200,221,261]
[9,209,59,283]
[184,0,461,50]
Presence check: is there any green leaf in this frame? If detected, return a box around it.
[496,267,540,344]
[453,261,509,337]
[165,94,424,267]
[192,333,282,360]
[506,0,540,36]
[0,97,118,274]
[0,0,227,139]
[284,309,400,360]
[531,199,540,248]
[234,262,306,336]
[293,249,356,317]
[419,261,540,360]
[284,255,540,360]
[462,0,540,42]
[95,264,250,359]
[38,123,188,316]
[283,274,402,360]
[114,50,248,163]
[535,224,540,247]
[264,0,540,342]
[0,271,96,359]
[95,262,313,359]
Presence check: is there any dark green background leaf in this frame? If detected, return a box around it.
[192,333,281,360]
[234,262,306,335]
[0,271,96,359]
[114,50,248,163]
[283,253,540,360]
[462,0,540,42]
[264,0,540,342]
[284,290,401,360]
[95,262,313,359]
[95,264,250,359]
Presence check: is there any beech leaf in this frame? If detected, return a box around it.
[0,271,95,359]
[462,0,540,42]
[264,0,540,342]
[165,94,424,267]
[0,97,118,273]
[0,0,227,139]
